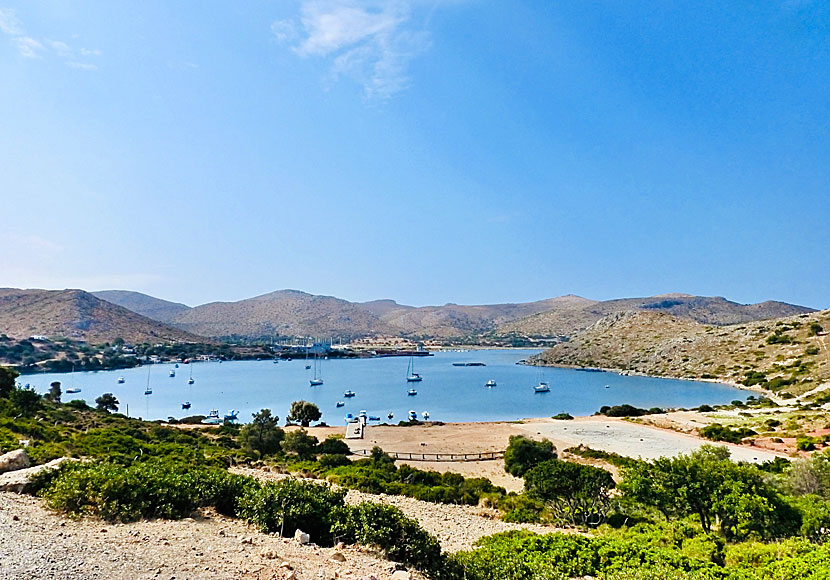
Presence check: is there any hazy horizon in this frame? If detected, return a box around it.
[2,2,828,309]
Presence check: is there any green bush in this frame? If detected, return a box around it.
[503,435,557,477]
[699,423,756,444]
[37,459,244,522]
[238,478,345,545]
[333,502,448,577]
[319,453,352,468]
[317,435,351,455]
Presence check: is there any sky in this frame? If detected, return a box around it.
[1,1,828,309]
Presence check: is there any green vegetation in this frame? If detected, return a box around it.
[551,412,573,420]
[598,403,664,417]
[239,408,284,457]
[286,400,322,427]
[503,435,557,477]
[699,423,757,443]
[524,459,615,526]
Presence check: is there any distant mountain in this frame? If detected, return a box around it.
[93,290,192,323]
[0,288,205,344]
[532,308,830,398]
[495,295,815,339]
[168,290,386,339]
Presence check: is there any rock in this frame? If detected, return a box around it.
[390,571,412,580]
[330,552,346,562]
[293,529,311,544]
[240,536,254,545]
[0,449,30,474]
[260,550,279,559]
[0,457,72,493]
[280,561,292,569]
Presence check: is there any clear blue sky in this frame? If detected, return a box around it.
[1,1,828,309]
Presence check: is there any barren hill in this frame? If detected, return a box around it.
[533,309,830,398]
[93,290,191,323]
[0,289,205,344]
[496,295,814,338]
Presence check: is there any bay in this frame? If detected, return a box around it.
[23,349,745,424]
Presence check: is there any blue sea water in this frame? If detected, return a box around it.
[23,350,744,424]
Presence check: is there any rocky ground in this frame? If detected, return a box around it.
[0,491,423,580]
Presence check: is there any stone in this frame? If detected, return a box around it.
[0,457,72,493]
[293,529,311,544]
[260,550,279,559]
[0,449,30,474]
[330,552,346,562]
[390,571,412,580]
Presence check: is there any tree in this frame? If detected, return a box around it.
[317,435,351,455]
[45,381,62,403]
[287,400,322,427]
[281,428,318,459]
[10,386,41,417]
[620,445,797,540]
[524,459,615,527]
[0,366,18,398]
[240,408,284,457]
[503,435,557,477]
[95,393,119,413]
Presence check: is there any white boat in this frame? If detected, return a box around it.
[144,387,152,395]
[406,356,423,382]
[485,379,496,387]
[336,401,345,407]
[344,390,356,398]
[408,388,418,396]
[202,409,221,425]
[169,369,175,377]
[534,382,550,393]
[66,388,81,394]
[187,365,195,385]
[310,352,324,386]
[117,377,125,384]
[408,410,417,421]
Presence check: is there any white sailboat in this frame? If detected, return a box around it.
[310,352,323,386]
[534,367,550,393]
[187,364,195,385]
[406,356,422,382]
[66,364,81,394]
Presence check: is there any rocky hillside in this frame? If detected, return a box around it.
[532,309,830,398]
[496,294,814,339]
[116,290,589,340]
[0,289,205,344]
[93,290,192,322]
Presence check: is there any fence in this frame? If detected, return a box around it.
[351,449,504,462]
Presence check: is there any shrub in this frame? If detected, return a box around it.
[504,435,557,477]
[797,436,818,452]
[317,435,351,455]
[524,460,615,527]
[699,423,756,444]
[551,413,573,420]
[598,404,662,417]
[238,478,345,545]
[319,453,351,468]
[332,502,447,577]
[281,428,319,459]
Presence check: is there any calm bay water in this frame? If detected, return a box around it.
[24,350,744,424]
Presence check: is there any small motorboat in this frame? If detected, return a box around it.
[169,369,176,377]
[181,401,191,410]
[387,412,394,420]
[175,363,179,368]
[368,416,381,421]
[406,373,423,383]
[202,410,221,425]
[273,359,279,364]
[408,410,417,421]
[534,382,550,393]
[223,410,239,422]
[66,388,81,394]
[305,365,311,370]
[187,377,195,385]
[407,388,418,396]
[144,388,152,395]
[485,379,496,387]
[422,411,430,420]
[336,401,345,407]
[117,377,125,384]
[344,390,356,398]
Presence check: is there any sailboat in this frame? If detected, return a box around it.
[406,356,423,382]
[66,364,81,394]
[310,352,323,386]
[144,364,153,395]
[534,367,550,393]
[187,364,195,385]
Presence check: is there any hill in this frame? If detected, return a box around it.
[93,290,191,323]
[133,290,593,340]
[495,294,814,339]
[532,309,830,398]
[0,289,205,344]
